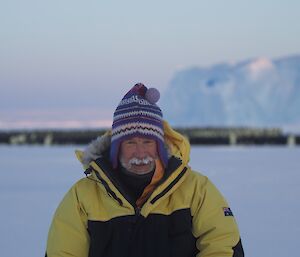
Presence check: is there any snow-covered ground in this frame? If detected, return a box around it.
[0,145,299,257]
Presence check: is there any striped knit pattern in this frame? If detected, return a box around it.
[112,123,164,142]
[110,83,168,169]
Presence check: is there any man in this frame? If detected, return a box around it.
[46,83,244,257]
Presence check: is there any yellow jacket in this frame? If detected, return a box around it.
[46,121,244,257]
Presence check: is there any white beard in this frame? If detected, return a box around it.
[120,156,156,175]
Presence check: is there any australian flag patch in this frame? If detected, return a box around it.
[223,207,234,216]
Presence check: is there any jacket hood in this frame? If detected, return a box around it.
[76,121,190,169]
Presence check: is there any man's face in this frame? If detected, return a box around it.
[119,137,158,175]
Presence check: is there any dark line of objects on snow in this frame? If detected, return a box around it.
[0,127,299,146]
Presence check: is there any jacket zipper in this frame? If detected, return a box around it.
[93,168,142,218]
[89,164,142,214]
[88,166,124,206]
[93,159,139,207]
[135,206,141,216]
[150,166,187,205]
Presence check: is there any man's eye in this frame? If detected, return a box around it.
[144,140,154,144]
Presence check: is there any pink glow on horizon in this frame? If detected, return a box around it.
[0,119,112,130]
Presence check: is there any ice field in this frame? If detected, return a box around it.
[0,145,299,257]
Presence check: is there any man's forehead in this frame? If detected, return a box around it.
[122,136,156,143]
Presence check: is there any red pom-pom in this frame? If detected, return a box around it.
[131,83,147,96]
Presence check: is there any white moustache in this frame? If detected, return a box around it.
[129,157,154,165]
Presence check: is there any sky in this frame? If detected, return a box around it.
[1,0,300,129]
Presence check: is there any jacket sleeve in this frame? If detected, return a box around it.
[191,176,244,257]
[46,183,90,257]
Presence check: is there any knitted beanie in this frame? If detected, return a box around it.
[110,83,168,169]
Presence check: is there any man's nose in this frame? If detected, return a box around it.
[135,143,146,158]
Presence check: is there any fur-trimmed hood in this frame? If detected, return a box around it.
[75,121,190,170]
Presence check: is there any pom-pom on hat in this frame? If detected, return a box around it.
[110,83,168,169]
